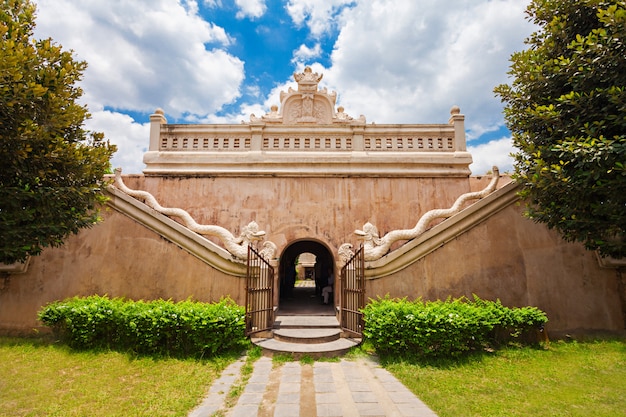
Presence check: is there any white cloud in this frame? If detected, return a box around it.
[85,110,150,175]
[320,0,534,132]
[34,0,244,118]
[32,0,247,174]
[468,137,516,176]
[292,43,322,63]
[235,0,267,19]
[286,0,355,37]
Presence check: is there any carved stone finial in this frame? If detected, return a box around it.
[150,108,167,124]
[335,106,353,121]
[262,104,281,121]
[450,105,461,115]
[338,243,355,265]
[294,66,323,92]
[258,241,278,260]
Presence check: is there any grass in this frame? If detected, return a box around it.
[0,336,240,417]
[2,336,625,416]
[380,339,626,417]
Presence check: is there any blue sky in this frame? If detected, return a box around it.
[33,0,536,174]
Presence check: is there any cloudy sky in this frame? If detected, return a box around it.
[33,0,535,175]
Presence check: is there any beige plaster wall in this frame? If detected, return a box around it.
[366,201,625,334]
[0,207,243,335]
[120,175,472,254]
[1,174,623,336]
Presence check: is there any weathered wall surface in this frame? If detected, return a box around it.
[1,174,623,335]
[120,175,472,252]
[366,200,624,334]
[0,207,243,335]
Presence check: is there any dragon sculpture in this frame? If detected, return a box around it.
[113,168,276,261]
[353,167,501,261]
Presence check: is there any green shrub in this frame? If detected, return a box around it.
[38,296,247,357]
[362,295,547,358]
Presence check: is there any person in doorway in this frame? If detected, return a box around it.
[322,268,334,305]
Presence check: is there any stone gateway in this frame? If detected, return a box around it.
[1,68,624,339]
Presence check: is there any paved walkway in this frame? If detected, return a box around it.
[189,355,438,417]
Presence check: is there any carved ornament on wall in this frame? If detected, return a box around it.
[346,167,501,261]
[113,168,276,261]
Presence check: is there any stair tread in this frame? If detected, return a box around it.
[252,337,361,354]
[274,315,340,328]
[274,328,341,338]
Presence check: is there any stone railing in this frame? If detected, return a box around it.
[261,135,353,151]
[143,107,471,177]
[158,132,458,153]
[159,135,252,151]
[149,113,462,155]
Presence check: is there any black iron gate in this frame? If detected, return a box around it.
[245,245,274,336]
[340,245,365,337]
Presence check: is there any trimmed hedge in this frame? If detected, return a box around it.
[362,295,548,358]
[38,295,247,357]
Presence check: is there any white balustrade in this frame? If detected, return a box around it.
[155,129,457,153]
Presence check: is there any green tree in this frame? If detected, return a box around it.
[495,0,626,258]
[0,0,116,264]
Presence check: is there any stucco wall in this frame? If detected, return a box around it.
[120,175,472,252]
[1,174,623,336]
[366,201,624,334]
[0,207,243,335]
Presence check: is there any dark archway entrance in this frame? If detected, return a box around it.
[278,240,335,316]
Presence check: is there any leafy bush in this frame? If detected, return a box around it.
[362,295,547,358]
[38,295,247,357]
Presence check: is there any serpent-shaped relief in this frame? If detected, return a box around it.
[348,167,500,261]
[113,168,276,260]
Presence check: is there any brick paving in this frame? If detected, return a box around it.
[189,355,438,417]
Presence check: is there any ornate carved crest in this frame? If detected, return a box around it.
[294,66,323,92]
[249,67,366,125]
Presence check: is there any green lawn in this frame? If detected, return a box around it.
[382,339,626,417]
[2,336,625,417]
[0,337,236,417]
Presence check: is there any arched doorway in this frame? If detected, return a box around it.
[278,240,335,315]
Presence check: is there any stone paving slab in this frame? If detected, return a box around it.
[188,357,246,417]
[188,355,439,417]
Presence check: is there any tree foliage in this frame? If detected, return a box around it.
[0,0,116,264]
[495,0,626,258]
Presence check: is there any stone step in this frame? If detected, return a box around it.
[273,315,340,329]
[251,336,362,359]
[273,328,341,344]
